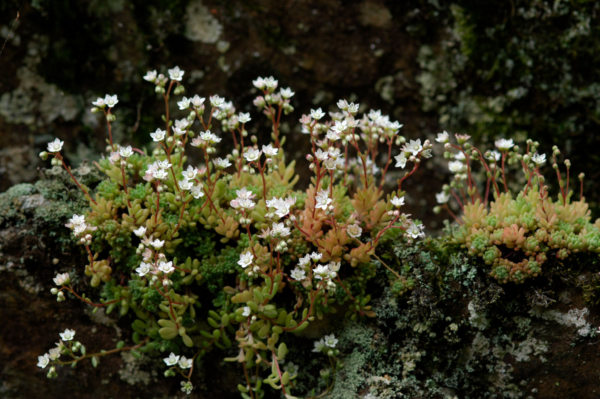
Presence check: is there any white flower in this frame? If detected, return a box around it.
[368,109,382,121]
[266,196,296,219]
[172,126,185,137]
[315,149,329,161]
[406,223,425,239]
[231,197,256,211]
[346,224,362,238]
[324,334,338,348]
[284,362,299,377]
[190,95,205,108]
[69,214,86,225]
[158,261,174,274]
[59,329,76,341]
[190,185,205,199]
[436,131,450,143]
[271,222,290,238]
[177,97,191,110]
[347,102,359,113]
[532,153,546,165]
[252,77,266,89]
[200,131,221,144]
[181,381,193,395]
[242,306,251,317]
[264,76,278,89]
[92,97,105,107]
[47,138,64,153]
[133,226,146,237]
[238,112,251,124]
[53,272,70,286]
[119,146,133,158]
[298,254,311,267]
[436,192,450,204]
[290,268,306,280]
[495,138,514,151]
[394,153,407,168]
[486,150,501,162]
[280,87,295,99]
[209,95,225,108]
[143,70,157,82]
[337,99,348,110]
[48,347,61,361]
[244,148,262,162]
[182,165,198,180]
[310,252,322,261]
[168,66,184,81]
[310,108,325,120]
[164,352,180,366]
[153,169,168,180]
[104,94,119,108]
[150,239,164,249]
[453,151,465,161]
[236,187,256,200]
[390,196,405,207]
[315,190,332,210]
[150,128,166,142]
[313,264,331,280]
[157,160,172,170]
[262,144,278,157]
[37,354,50,369]
[136,262,152,277]
[179,179,193,190]
[178,356,193,369]
[403,139,422,155]
[213,158,231,169]
[448,160,466,174]
[312,338,326,352]
[238,251,253,268]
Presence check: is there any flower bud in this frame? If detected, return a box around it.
[39,151,48,160]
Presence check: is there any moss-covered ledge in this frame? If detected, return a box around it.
[1,175,599,399]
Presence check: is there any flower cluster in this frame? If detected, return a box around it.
[39,67,429,397]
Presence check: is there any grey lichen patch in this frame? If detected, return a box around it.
[118,352,155,386]
[184,0,223,44]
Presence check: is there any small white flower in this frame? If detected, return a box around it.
[244,148,262,162]
[271,222,290,238]
[153,169,168,180]
[315,149,329,161]
[313,264,331,280]
[346,224,362,238]
[238,251,253,268]
[337,99,348,110]
[190,185,205,199]
[150,239,165,249]
[182,165,198,181]
[448,160,466,174]
[486,150,501,162]
[406,223,425,239]
[238,112,251,124]
[436,131,450,143]
[48,347,61,361]
[252,77,266,89]
[181,381,193,395]
[150,128,166,142]
[47,138,64,153]
[179,179,193,190]
[324,334,338,348]
[403,139,422,155]
[69,214,86,225]
[158,261,174,274]
[104,94,119,108]
[312,338,326,352]
[209,95,225,108]
[53,273,70,286]
[436,192,450,204]
[531,153,546,165]
[213,158,231,169]
[59,329,76,341]
[310,252,322,261]
[394,153,407,169]
[298,254,311,267]
[37,354,50,369]
[280,87,295,99]
[264,76,278,89]
[262,144,278,157]
[190,95,205,108]
[92,97,105,107]
[290,267,306,280]
[284,362,299,377]
[390,196,405,207]
[178,356,193,369]
[143,70,157,82]
[168,66,184,81]
[177,97,191,110]
[315,190,332,210]
[347,102,359,113]
[453,151,465,161]
[164,352,180,366]
[242,306,251,317]
[119,146,133,158]
[495,138,514,151]
[136,262,152,277]
[326,128,340,141]
[310,108,325,120]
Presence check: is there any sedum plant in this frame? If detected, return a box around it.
[36,67,430,397]
[434,132,600,284]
